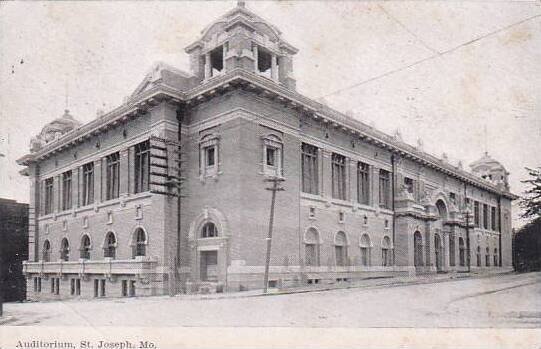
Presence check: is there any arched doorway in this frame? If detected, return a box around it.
[433,199,448,271]
[199,222,219,282]
[414,231,423,268]
[434,233,443,272]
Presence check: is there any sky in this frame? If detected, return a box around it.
[1,1,540,227]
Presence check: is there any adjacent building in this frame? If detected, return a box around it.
[17,2,517,300]
[0,198,29,302]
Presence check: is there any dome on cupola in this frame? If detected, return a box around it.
[30,109,81,152]
[470,152,509,190]
[185,1,298,89]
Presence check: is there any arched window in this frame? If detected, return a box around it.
[201,222,218,238]
[434,233,443,271]
[459,237,465,267]
[42,240,51,262]
[60,238,70,261]
[335,231,347,266]
[449,235,456,267]
[436,200,448,220]
[133,228,147,258]
[494,248,498,267]
[485,247,490,267]
[413,231,423,267]
[476,246,481,267]
[304,228,320,267]
[381,236,392,267]
[104,232,117,259]
[360,234,371,267]
[80,235,91,260]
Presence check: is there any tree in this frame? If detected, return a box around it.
[520,167,541,219]
[513,217,541,272]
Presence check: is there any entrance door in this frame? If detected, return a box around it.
[434,234,443,272]
[200,250,218,282]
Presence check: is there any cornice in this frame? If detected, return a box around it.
[18,68,518,201]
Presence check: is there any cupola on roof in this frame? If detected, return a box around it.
[185,1,298,90]
[30,109,81,152]
[470,152,509,190]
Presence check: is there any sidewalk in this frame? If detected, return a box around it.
[176,269,515,301]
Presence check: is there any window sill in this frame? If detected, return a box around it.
[356,203,376,212]
[300,192,325,202]
[37,193,152,222]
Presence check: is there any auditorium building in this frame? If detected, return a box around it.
[18,2,517,300]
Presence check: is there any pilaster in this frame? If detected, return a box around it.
[204,53,211,80]
[128,146,135,194]
[28,166,40,262]
[119,148,129,195]
[73,166,80,208]
[372,166,380,208]
[94,159,102,203]
[271,54,278,81]
[54,175,61,213]
[349,158,356,204]
[321,149,331,200]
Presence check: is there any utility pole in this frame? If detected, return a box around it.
[263,177,285,293]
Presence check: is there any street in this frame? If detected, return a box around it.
[2,272,540,327]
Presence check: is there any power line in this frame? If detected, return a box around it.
[319,13,541,99]
[378,4,440,55]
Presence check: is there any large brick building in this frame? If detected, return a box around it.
[18,2,517,300]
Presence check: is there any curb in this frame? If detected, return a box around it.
[176,271,516,301]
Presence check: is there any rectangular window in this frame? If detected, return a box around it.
[62,170,72,211]
[491,207,497,231]
[44,178,54,215]
[474,201,480,228]
[205,145,216,167]
[55,278,60,295]
[266,147,276,167]
[379,169,391,209]
[357,162,370,205]
[75,278,81,296]
[449,192,456,205]
[94,279,99,298]
[51,278,55,294]
[82,162,94,206]
[301,143,318,195]
[331,153,346,200]
[483,204,489,229]
[70,279,75,295]
[404,177,414,194]
[135,140,150,193]
[106,152,120,200]
[262,138,282,177]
